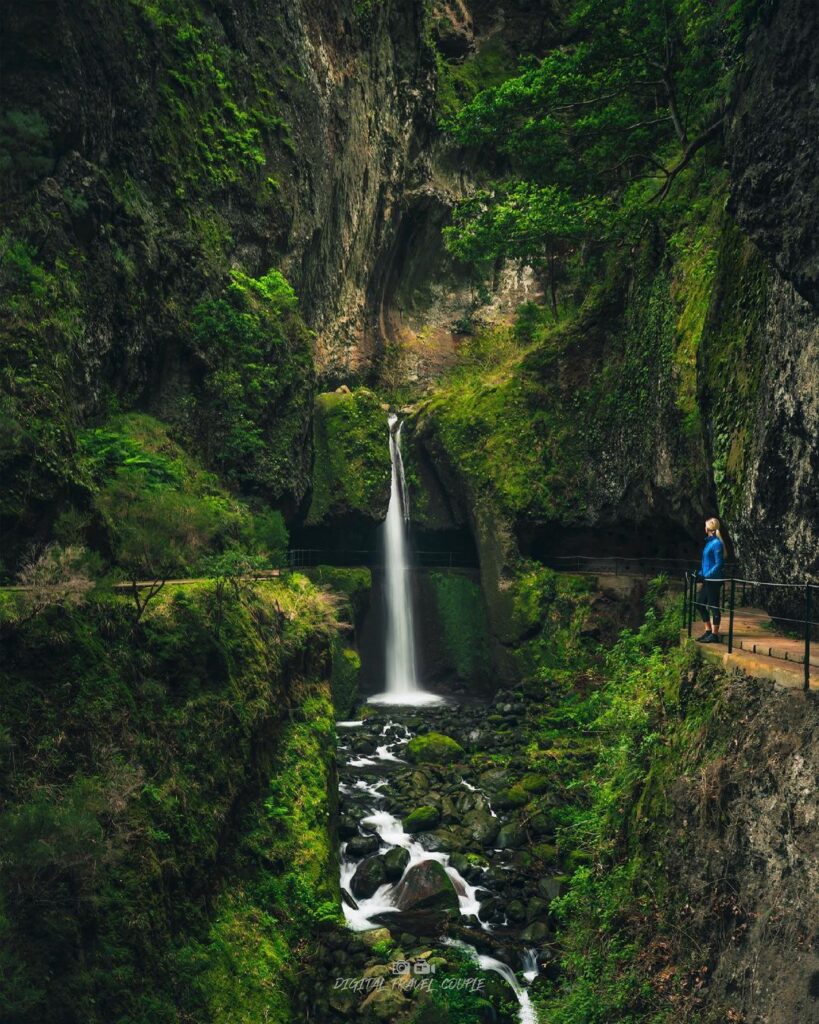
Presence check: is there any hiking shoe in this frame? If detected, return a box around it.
[702,633,721,644]
[695,631,713,642]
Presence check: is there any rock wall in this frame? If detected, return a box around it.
[728,0,819,310]
[717,0,819,585]
[665,669,819,1022]
[0,0,435,487]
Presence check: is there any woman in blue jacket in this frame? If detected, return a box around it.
[696,517,727,642]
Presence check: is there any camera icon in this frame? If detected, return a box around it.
[390,961,411,975]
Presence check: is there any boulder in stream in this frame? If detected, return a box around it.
[403,805,440,833]
[383,846,410,881]
[406,732,464,764]
[391,859,460,913]
[346,834,380,858]
[351,855,388,898]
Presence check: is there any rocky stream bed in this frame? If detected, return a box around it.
[304,685,576,1022]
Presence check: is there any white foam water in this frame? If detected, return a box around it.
[441,938,540,1024]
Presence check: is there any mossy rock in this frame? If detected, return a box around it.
[361,927,394,949]
[403,806,441,833]
[306,388,391,524]
[520,772,551,794]
[493,784,529,810]
[383,846,410,880]
[330,645,361,719]
[531,842,559,864]
[405,732,465,765]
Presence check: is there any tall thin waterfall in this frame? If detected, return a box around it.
[368,415,443,706]
[384,415,418,693]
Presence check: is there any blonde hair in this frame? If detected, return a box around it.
[706,517,727,554]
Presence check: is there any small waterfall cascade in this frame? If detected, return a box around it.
[441,939,539,1024]
[369,414,443,706]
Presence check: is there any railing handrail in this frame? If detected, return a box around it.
[683,569,817,691]
[286,548,479,568]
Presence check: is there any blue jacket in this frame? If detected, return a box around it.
[700,535,724,580]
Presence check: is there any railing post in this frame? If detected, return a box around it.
[804,584,812,692]
[688,573,695,638]
[728,578,736,653]
[682,572,688,625]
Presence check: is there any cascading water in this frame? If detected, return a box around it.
[368,414,443,706]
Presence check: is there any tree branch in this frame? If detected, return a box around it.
[649,114,725,202]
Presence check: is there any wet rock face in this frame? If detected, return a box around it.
[716,0,819,588]
[728,275,819,583]
[728,0,819,310]
[0,0,437,392]
[662,676,819,1024]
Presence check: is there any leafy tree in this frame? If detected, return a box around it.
[197,548,269,632]
[444,183,610,315]
[97,469,220,621]
[443,0,764,284]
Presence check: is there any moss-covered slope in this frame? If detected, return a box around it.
[306,388,391,526]
[0,575,341,1023]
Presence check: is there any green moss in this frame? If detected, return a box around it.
[495,784,529,809]
[181,267,314,500]
[0,232,88,551]
[405,732,465,764]
[532,592,745,1023]
[309,565,372,618]
[306,388,391,524]
[427,571,491,681]
[129,0,291,192]
[330,645,361,719]
[77,413,289,581]
[403,805,441,833]
[0,578,340,1022]
[698,220,772,519]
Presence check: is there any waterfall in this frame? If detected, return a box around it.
[385,414,417,693]
[368,415,443,706]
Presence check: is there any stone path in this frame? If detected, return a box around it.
[684,605,817,691]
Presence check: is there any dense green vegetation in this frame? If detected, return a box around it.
[528,584,742,1023]
[426,571,492,683]
[0,1,804,1022]
[441,0,768,306]
[0,574,341,1023]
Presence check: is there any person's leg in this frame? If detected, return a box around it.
[707,582,722,640]
[712,583,722,637]
[695,583,712,639]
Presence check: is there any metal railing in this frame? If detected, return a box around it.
[545,555,739,578]
[683,571,818,691]
[287,548,479,569]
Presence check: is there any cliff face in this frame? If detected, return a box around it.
[727,0,819,311]
[715,0,819,585]
[663,670,819,1023]
[0,0,435,378]
[0,0,436,554]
